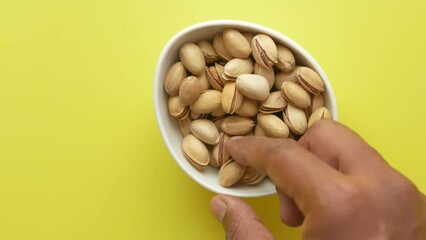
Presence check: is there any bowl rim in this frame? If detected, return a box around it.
[154,19,338,197]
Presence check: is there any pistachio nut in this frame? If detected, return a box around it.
[197,71,210,91]
[206,65,225,91]
[254,63,274,89]
[210,144,220,168]
[190,119,220,145]
[240,167,266,185]
[178,118,191,136]
[213,33,233,61]
[179,43,205,76]
[242,32,255,44]
[281,81,311,109]
[168,95,189,119]
[221,82,243,114]
[283,104,308,135]
[308,107,331,128]
[307,94,324,115]
[182,134,210,170]
[276,45,295,73]
[221,115,255,135]
[218,132,231,166]
[254,124,266,137]
[223,29,251,58]
[219,160,246,187]
[260,91,287,113]
[297,67,324,95]
[274,66,300,89]
[197,40,220,63]
[251,34,278,68]
[190,90,222,114]
[223,58,254,81]
[234,97,259,117]
[179,76,202,105]
[236,74,270,101]
[164,62,187,96]
[257,113,289,138]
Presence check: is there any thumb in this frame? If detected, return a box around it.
[210,195,275,240]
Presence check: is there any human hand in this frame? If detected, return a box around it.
[210,120,426,240]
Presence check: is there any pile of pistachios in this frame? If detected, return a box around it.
[164,29,331,188]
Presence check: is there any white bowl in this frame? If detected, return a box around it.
[154,20,337,197]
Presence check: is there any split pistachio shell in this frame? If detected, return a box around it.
[213,33,233,61]
[251,34,278,68]
[182,134,210,170]
[168,96,189,119]
[257,113,289,138]
[178,118,191,136]
[234,97,259,117]
[190,90,222,114]
[240,167,266,185]
[221,82,243,114]
[283,104,308,135]
[198,71,210,91]
[218,132,231,166]
[197,40,220,63]
[221,116,255,135]
[254,124,266,137]
[281,81,311,109]
[210,144,220,168]
[297,67,324,95]
[179,76,202,105]
[223,29,251,58]
[179,43,205,76]
[260,91,287,113]
[164,62,188,96]
[211,107,226,117]
[276,45,295,73]
[219,160,246,187]
[190,119,220,145]
[242,32,255,44]
[189,111,207,121]
[308,94,325,115]
[254,63,274,89]
[206,65,225,91]
[274,67,300,90]
[223,58,254,81]
[236,74,270,101]
[308,107,331,128]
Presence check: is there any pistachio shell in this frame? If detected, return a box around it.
[218,132,231,166]
[240,167,266,185]
[254,63,274,89]
[190,119,220,145]
[178,118,191,136]
[206,66,225,91]
[251,34,278,68]
[182,134,210,170]
[234,97,259,117]
[189,111,207,121]
[168,96,189,119]
[283,104,308,135]
[297,67,324,95]
[179,43,205,76]
[223,58,254,81]
[281,81,311,109]
[242,32,255,44]
[164,62,187,96]
[274,66,300,89]
[219,160,246,187]
[210,144,220,168]
[221,116,255,135]
[308,107,332,128]
[257,113,289,138]
[213,117,225,132]
[179,76,202,105]
[223,29,251,58]
[213,33,233,61]
[221,82,243,114]
[190,90,222,114]
[197,71,210,91]
[254,124,266,137]
[211,107,226,117]
[276,45,295,73]
[307,94,325,115]
[236,74,270,101]
[197,40,220,63]
[260,91,287,113]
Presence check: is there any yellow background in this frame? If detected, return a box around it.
[1,0,425,239]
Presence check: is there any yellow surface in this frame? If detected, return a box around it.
[1,0,426,239]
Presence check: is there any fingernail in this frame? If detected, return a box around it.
[210,197,227,222]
